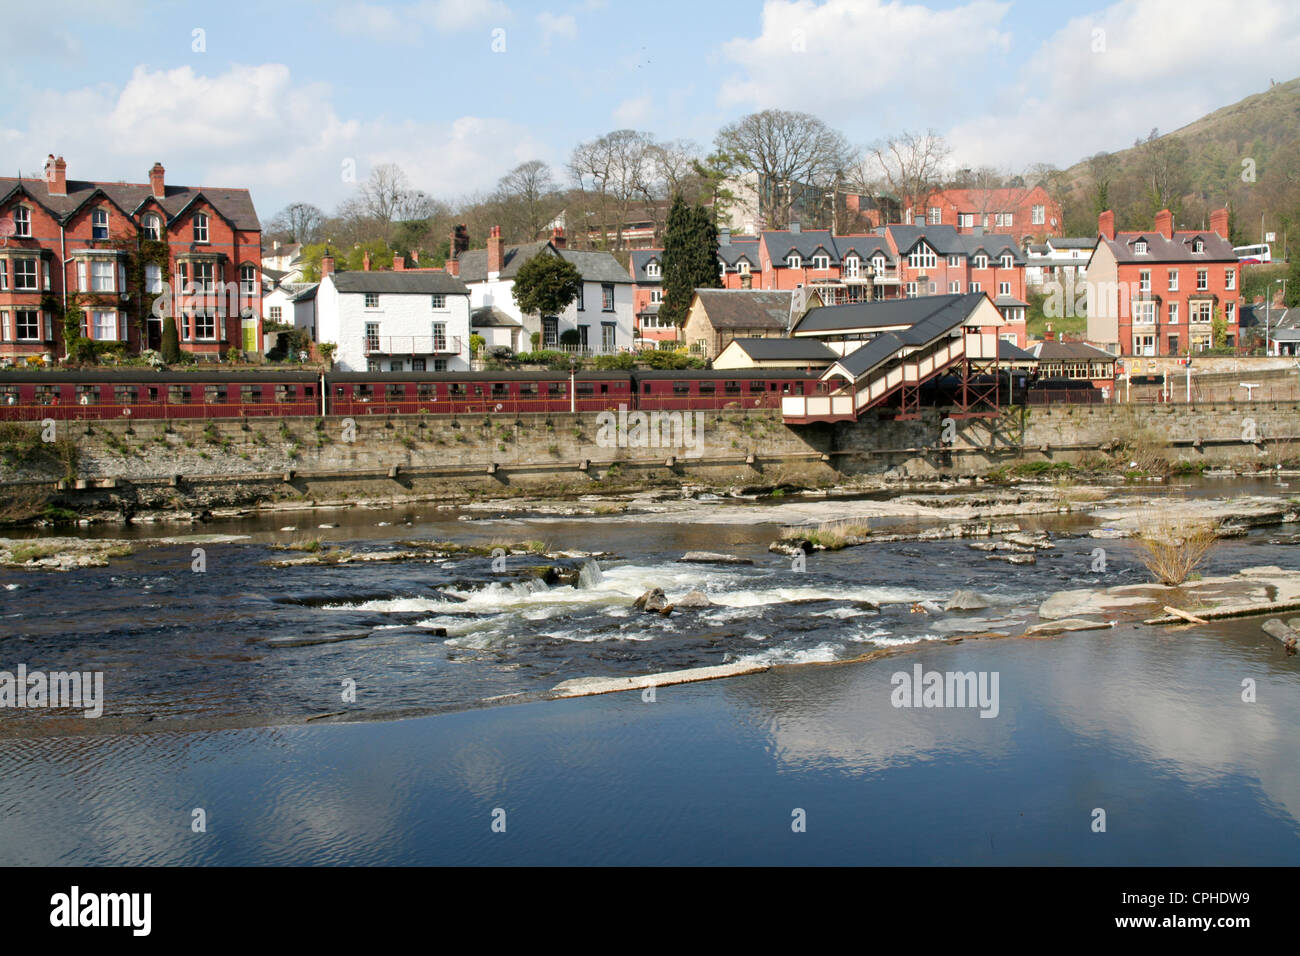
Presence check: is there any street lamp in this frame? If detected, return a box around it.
[569,354,576,414]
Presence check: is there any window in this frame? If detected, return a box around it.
[204,385,227,405]
[169,385,192,404]
[969,282,981,293]
[389,362,403,374]
[645,261,660,278]
[947,255,960,268]
[649,289,662,303]
[787,254,802,269]
[13,206,30,237]
[1167,269,1178,292]
[430,293,447,310]
[1133,240,1147,255]
[0,261,6,289]
[1000,254,1013,269]
[928,207,941,224]
[1192,239,1204,254]
[602,322,616,352]
[601,284,614,311]
[89,260,114,292]
[576,285,584,310]
[1134,301,1156,324]
[908,244,936,270]
[115,385,139,405]
[998,281,1011,296]
[973,254,988,270]
[1190,300,1212,323]
[1167,302,1179,325]
[1138,270,1150,293]
[366,360,379,373]
[1196,269,1207,291]
[958,213,974,229]
[843,256,859,279]
[949,281,960,293]
[434,359,447,372]
[193,310,216,340]
[268,306,282,322]
[906,282,917,298]
[737,260,750,275]
[91,310,118,340]
[1225,269,1235,290]
[432,322,447,352]
[811,254,830,270]
[240,385,261,404]
[14,258,37,291]
[365,322,380,352]
[1032,204,1045,225]
[15,310,41,340]
[194,261,214,292]
[240,263,256,297]
[542,316,558,347]
[92,208,109,240]
[193,213,209,243]
[995,213,1013,228]
[365,293,379,309]
[145,263,162,294]
[927,281,937,294]
[1226,302,1236,324]
[143,214,161,241]
[412,359,426,372]
[1134,334,1155,357]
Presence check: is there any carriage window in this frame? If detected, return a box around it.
[600,384,609,394]
[643,383,651,394]
[334,385,346,397]
[519,383,538,397]
[386,384,404,401]
[577,383,594,395]
[816,382,830,393]
[148,387,159,402]
[276,384,296,403]
[35,386,57,405]
[698,382,715,395]
[1,387,19,405]
[749,381,765,393]
[204,385,227,404]
[547,382,566,397]
[449,383,466,398]
[491,383,508,397]
[355,384,373,402]
[168,385,191,404]
[76,385,98,405]
[724,380,740,394]
[672,382,690,395]
[241,385,261,403]
[417,383,435,400]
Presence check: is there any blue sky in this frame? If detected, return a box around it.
[3,0,1298,222]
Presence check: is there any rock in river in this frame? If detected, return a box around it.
[945,589,991,611]
[633,588,674,615]
[676,590,713,608]
[678,551,754,565]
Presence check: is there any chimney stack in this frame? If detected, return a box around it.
[719,228,731,246]
[1154,208,1173,240]
[789,221,801,234]
[44,154,67,196]
[393,255,405,271]
[446,255,459,278]
[410,249,419,265]
[487,225,504,276]
[1098,210,1115,241]
[1044,323,1055,342]
[363,251,371,271]
[1210,207,1229,239]
[550,226,566,249]
[320,255,335,278]
[149,162,165,199]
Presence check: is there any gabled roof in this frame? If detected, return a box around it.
[794,291,989,336]
[828,293,992,379]
[1046,237,1097,250]
[719,237,760,267]
[761,230,840,265]
[0,175,261,231]
[1101,231,1236,263]
[331,271,470,296]
[880,224,1025,263]
[1031,341,1116,361]
[630,249,663,282]
[832,235,888,258]
[456,241,633,284]
[999,341,1037,362]
[693,289,793,330]
[721,337,837,362]
[471,306,522,328]
[291,283,319,303]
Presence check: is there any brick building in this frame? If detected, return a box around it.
[1085,208,1240,357]
[0,155,263,363]
[908,186,1063,244]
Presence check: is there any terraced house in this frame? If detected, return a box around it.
[0,155,263,364]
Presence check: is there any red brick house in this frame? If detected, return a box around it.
[1085,208,1239,357]
[908,186,1062,244]
[0,155,262,363]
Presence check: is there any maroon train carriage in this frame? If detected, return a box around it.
[0,370,321,422]
[326,370,634,417]
[633,369,826,411]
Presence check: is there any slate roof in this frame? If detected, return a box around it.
[291,283,319,303]
[261,266,288,284]
[880,224,1025,263]
[832,234,889,259]
[994,295,1029,308]
[1031,341,1117,361]
[761,230,841,265]
[823,293,991,380]
[0,175,261,231]
[694,289,793,330]
[999,341,1037,362]
[1100,231,1236,263]
[456,241,633,284]
[331,271,470,296]
[718,237,760,268]
[794,291,985,335]
[721,337,837,361]
[471,306,522,328]
[630,249,663,283]
[1047,237,1097,250]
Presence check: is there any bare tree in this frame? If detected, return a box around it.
[858,130,951,223]
[1085,151,1119,219]
[357,163,417,238]
[1136,129,1190,221]
[496,160,560,241]
[715,110,852,229]
[267,202,326,245]
[568,129,656,251]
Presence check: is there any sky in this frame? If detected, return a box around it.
[3,0,1299,224]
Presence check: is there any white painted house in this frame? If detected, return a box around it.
[450,226,634,353]
[1025,237,1095,288]
[303,261,472,372]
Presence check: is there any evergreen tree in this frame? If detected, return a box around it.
[161,316,181,364]
[660,195,721,328]
[512,251,583,317]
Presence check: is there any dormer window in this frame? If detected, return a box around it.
[1133,240,1147,254]
[719,259,727,276]
[143,213,161,241]
[193,212,209,244]
[811,254,830,270]
[843,255,860,278]
[973,254,988,270]
[872,254,886,273]
[1000,254,1013,269]
[1192,238,1204,254]
[737,260,750,275]
[787,254,802,269]
[92,208,109,240]
[12,206,30,238]
[645,261,660,278]
[907,243,936,270]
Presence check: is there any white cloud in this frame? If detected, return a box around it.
[719,0,1013,120]
[536,11,578,49]
[612,95,652,127]
[2,63,549,217]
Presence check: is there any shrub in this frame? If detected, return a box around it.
[1133,515,1219,586]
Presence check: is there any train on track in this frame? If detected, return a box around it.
[0,367,1104,422]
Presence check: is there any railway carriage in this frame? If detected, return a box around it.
[325,371,634,417]
[633,369,824,411]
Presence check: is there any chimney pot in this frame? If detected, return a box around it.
[1098,210,1115,242]
[487,225,504,276]
[320,255,335,278]
[393,256,405,271]
[363,251,371,271]
[1154,209,1173,240]
[149,162,165,200]
[550,226,566,249]
[45,154,67,196]
[1209,207,1229,240]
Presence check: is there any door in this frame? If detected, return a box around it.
[242,321,256,352]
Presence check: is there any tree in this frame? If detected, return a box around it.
[355,163,432,240]
[1287,255,1300,307]
[496,160,560,242]
[511,252,583,318]
[1136,129,1190,222]
[568,130,656,251]
[1085,151,1119,220]
[859,130,950,220]
[268,202,325,245]
[716,110,852,229]
[161,316,180,364]
[660,195,720,328]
